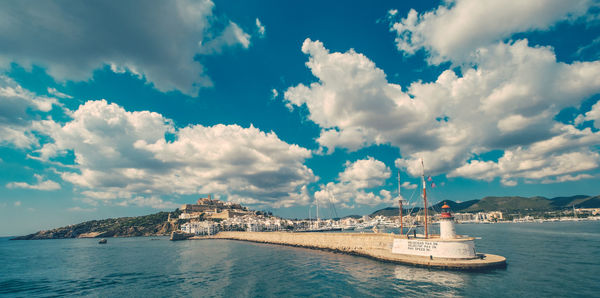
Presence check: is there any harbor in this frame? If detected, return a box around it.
[176,160,511,270]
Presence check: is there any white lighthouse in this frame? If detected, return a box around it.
[439,202,457,239]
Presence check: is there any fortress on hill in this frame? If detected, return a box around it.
[179,195,251,220]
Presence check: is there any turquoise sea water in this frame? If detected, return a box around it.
[1,221,599,297]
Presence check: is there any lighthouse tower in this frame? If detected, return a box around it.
[439,202,457,239]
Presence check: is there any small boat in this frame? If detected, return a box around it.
[98,238,107,244]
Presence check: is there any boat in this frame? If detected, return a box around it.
[98,238,107,244]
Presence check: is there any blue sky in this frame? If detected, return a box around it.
[1,0,600,235]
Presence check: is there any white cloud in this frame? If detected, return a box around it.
[0,0,253,95]
[0,76,58,148]
[118,196,180,209]
[14,201,21,207]
[47,88,73,99]
[271,88,278,99]
[285,38,600,185]
[199,21,251,54]
[7,174,61,190]
[582,100,600,129]
[449,125,600,182]
[541,174,594,184]
[32,99,316,208]
[390,0,593,64]
[314,157,393,207]
[256,18,266,37]
[401,181,417,190]
[67,206,97,212]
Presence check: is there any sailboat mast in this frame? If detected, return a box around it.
[316,197,319,228]
[421,159,428,238]
[398,169,403,234]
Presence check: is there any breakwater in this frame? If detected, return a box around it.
[192,232,506,270]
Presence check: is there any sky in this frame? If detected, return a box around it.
[1,0,600,236]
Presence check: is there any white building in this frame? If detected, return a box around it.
[181,221,219,235]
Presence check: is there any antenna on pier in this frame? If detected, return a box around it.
[398,169,404,235]
[421,158,429,239]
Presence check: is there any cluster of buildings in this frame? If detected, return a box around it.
[177,197,600,236]
[178,195,251,220]
[178,196,294,235]
[452,211,503,222]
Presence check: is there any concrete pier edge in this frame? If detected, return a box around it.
[187,232,507,271]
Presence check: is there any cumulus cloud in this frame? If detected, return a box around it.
[256,18,266,37]
[448,125,600,183]
[541,174,594,184]
[32,99,315,208]
[285,38,600,184]
[401,181,417,190]
[579,100,600,129]
[47,88,73,99]
[0,76,59,148]
[199,21,251,54]
[390,0,593,63]
[0,0,253,95]
[314,157,393,207]
[7,174,61,190]
[67,206,97,212]
[117,196,180,209]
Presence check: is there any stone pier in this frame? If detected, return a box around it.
[190,232,507,270]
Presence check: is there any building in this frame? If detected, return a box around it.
[179,195,250,220]
[180,221,219,235]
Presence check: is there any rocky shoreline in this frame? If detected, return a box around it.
[11,211,179,240]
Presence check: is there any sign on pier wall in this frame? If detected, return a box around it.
[392,239,476,259]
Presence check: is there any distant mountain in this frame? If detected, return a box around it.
[431,200,479,211]
[549,195,600,208]
[12,211,181,240]
[371,207,403,217]
[465,196,552,212]
[466,195,600,212]
[370,195,600,216]
[549,195,589,207]
[370,200,477,217]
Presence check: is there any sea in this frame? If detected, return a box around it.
[1,221,599,297]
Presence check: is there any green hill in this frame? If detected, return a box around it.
[370,200,478,217]
[465,195,600,212]
[370,195,600,216]
[465,196,552,212]
[12,210,182,240]
[431,200,479,211]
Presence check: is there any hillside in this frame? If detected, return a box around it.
[465,196,552,212]
[370,195,600,216]
[12,210,181,240]
[465,195,600,212]
[370,200,478,217]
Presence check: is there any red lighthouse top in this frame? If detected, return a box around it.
[441,202,452,219]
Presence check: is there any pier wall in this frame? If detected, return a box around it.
[200,231,507,270]
[212,231,395,254]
